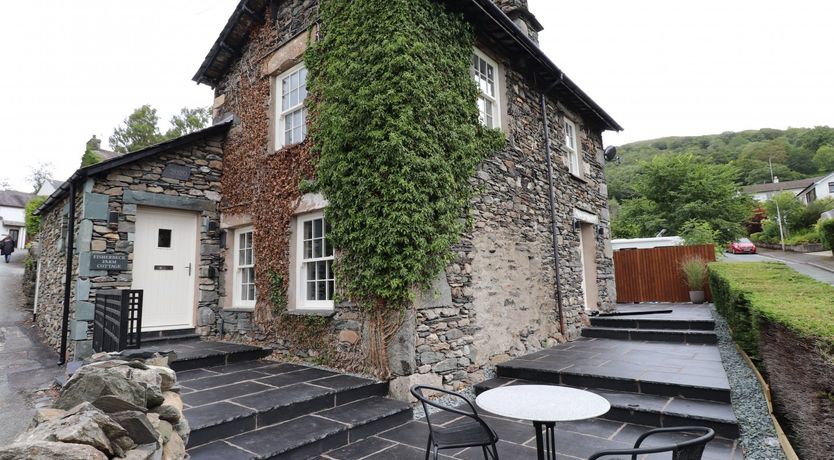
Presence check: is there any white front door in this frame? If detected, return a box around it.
[133,206,198,331]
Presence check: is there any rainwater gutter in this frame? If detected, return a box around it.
[540,79,566,335]
[58,180,76,365]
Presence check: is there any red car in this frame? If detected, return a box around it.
[727,238,757,254]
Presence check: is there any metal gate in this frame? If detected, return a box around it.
[92,289,143,352]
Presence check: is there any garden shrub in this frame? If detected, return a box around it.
[819,219,834,253]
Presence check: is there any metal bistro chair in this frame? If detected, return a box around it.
[411,385,500,460]
[588,426,715,460]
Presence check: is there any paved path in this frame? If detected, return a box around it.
[722,249,834,285]
[0,251,63,445]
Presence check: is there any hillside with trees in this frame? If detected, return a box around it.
[608,126,834,202]
[607,126,834,242]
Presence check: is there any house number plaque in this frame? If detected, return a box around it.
[162,164,192,181]
[90,253,129,270]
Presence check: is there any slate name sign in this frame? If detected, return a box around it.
[162,163,192,181]
[90,253,128,271]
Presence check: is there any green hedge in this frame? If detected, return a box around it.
[709,262,834,360]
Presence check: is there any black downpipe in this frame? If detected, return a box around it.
[58,181,76,365]
[540,88,566,336]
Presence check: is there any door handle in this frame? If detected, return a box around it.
[185,263,192,276]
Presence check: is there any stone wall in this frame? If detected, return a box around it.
[408,62,616,390]
[34,135,225,360]
[210,0,615,391]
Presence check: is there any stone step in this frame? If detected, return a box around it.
[134,339,272,372]
[495,346,731,403]
[141,328,199,340]
[188,396,412,460]
[590,316,715,331]
[140,333,202,345]
[475,377,739,438]
[181,361,392,449]
[581,327,718,344]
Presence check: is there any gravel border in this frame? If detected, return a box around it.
[711,306,787,460]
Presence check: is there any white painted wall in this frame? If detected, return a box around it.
[0,205,27,248]
[803,172,834,204]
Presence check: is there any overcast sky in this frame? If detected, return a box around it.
[2,0,833,192]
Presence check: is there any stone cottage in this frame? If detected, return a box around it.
[32,0,622,393]
[32,125,229,360]
[190,0,621,390]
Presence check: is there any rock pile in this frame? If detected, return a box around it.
[0,351,189,460]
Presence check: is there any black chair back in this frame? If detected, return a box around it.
[588,426,715,460]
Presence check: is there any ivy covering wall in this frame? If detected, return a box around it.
[305,0,504,313]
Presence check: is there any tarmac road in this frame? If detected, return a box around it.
[0,251,63,445]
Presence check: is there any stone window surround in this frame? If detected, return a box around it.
[220,213,256,311]
[274,62,308,149]
[232,226,256,309]
[472,45,510,134]
[287,193,333,312]
[263,29,311,154]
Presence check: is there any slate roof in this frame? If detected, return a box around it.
[0,190,36,208]
[742,177,820,194]
[192,0,622,132]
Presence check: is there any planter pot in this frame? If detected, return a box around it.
[689,290,705,304]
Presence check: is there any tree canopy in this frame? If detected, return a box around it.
[109,105,211,153]
[611,155,752,243]
[607,126,834,201]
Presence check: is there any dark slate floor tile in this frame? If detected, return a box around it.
[479,415,537,445]
[316,397,409,427]
[226,414,347,458]
[253,362,310,375]
[256,367,338,387]
[311,374,376,390]
[377,421,431,449]
[233,382,333,410]
[188,440,254,460]
[537,430,632,459]
[361,443,455,460]
[665,397,737,422]
[320,436,396,460]
[454,440,545,460]
[185,370,271,391]
[203,360,276,374]
[178,368,222,382]
[549,417,626,439]
[183,381,275,407]
[183,401,257,430]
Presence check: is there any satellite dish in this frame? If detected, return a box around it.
[603,145,618,162]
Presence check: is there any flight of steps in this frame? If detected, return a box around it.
[475,307,740,439]
[179,360,411,460]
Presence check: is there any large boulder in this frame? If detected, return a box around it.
[0,441,108,460]
[110,411,159,445]
[16,403,128,457]
[56,366,147,410]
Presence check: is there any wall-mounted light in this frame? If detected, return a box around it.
[598,226,605,237]
[572,220,582,231]
[108,211,119,229]
[219,230,227,249]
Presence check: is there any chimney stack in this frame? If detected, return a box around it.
[493,0,543,43]
[88,135,101,150]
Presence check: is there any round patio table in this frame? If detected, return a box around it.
[476,385,611,460]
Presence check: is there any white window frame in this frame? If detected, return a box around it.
[295,211,335,310]
[564,118,581,176]
[233,226,256,308]
[275,62,308,149]
[471,49,501,129]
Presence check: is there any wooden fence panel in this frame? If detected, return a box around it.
[613,244,716,303]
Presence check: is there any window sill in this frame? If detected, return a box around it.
[285,309,336,317]
[568,172,587,183]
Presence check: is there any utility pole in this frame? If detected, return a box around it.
[769,156,786,251]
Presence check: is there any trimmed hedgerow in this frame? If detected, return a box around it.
[305,0,504,311]
[709,262,834,360]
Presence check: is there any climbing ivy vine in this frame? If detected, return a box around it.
[305,0,504,312]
